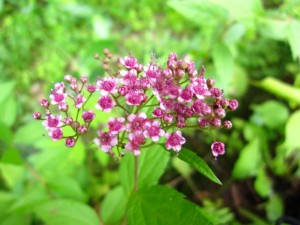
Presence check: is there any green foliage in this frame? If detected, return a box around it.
[177,147,222,185]
[120,144,169,196]
[126,185,213,225]
[35,199,100,225]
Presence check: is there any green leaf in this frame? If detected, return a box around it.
[224,23,246,44]
[254,167,272,198]
[284,110,300,155]
[0,95,17,127]
[0,122,13,150]
[35,199,99,225]
[120,144,169,195]
[288,19,300,60]
[211,0,263,21]
[1,148,23,165]
[251,100,289,130]
[101,186,127,225]
[47,176,86,202]
[0,81,15,104]
[177,148,222,185]
[259,18,288,41]
[9,187,49,213]
[212,41,234,90]
[232,138,262,179]
[266,194,284,222]
[168,0,228,28]
[126,185,213,225]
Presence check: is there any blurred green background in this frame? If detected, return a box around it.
[1,0,300,224]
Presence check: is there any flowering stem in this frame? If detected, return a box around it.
[133,156,139,192]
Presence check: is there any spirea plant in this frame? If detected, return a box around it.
[33,50,238,225]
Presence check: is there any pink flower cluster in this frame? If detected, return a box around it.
[34,51,238,158]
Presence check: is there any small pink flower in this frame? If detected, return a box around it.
[82,110,95,123]
[42,115,63,130]
[49,128,63,141]
[152,107,165,118]
[125,131,146,156]
[211,141,225,158]
[118,56,138,69]
[144,63,160,81]
[87,84,97,93]
[96,96,115,112]
[49,91,67,105]
[144,120,165,142]
[75,94,86,108]
[125,91,145,106]
[54,82,65,92]
[97,78,118,95]
[58,102,68,111]
[192,99,204,115]
[108,117,126,135]
[178,86,194,103]
[126,113,147,132]
[165,131,186,152]
[94,131,118,153]
[65,137,76,147]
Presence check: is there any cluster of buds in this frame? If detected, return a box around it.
[34,51,238,159]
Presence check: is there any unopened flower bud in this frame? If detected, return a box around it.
[80,76,88,83]
[40,99,49,108]
[206,78,215,88]
[223,120,232,129]
[65,137,76,147]
[78,125,87,134]
[33,112,42,119]
[64,75,72,83]
[211,118,221,127]
[214,107,226,119]
[70,121,80,130]
[93,53,99,59]
[228,99,238,110]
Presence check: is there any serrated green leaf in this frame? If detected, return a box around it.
[120,144,169,195]
[126,185,213,225]
[35,199,99,225]
[284,110,300,155]
[177,148,222,185]
[101,186,127,224]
